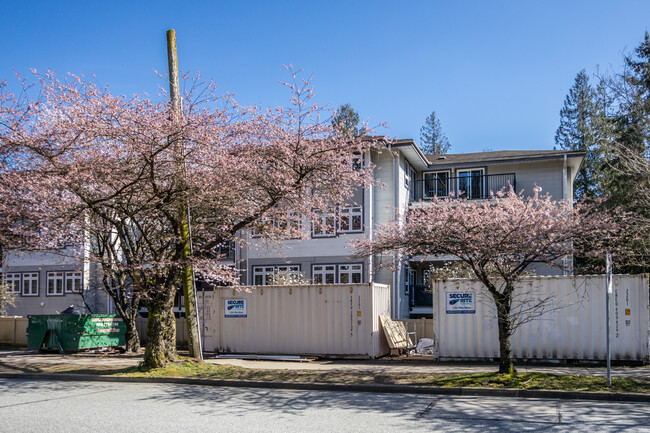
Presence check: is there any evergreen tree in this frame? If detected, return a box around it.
[554,70,611,201]
[600,33,650,273]
[332,103,361,136]
[419,111,451,154]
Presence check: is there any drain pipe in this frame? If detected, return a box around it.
[389,144,400,318]
[562,154,569,275]
[367,150,374,283]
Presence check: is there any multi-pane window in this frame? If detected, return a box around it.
[338,264,363,284]
[252,212,302,239]
[65,271,82,293]
[339,206,362,233]
[22,272,39,296]
[252,265,301,286]
[47,272,64,296]
[424,172,450,199]
[3,273,21,294]
[312,211,336,237]
[312,265,336,284]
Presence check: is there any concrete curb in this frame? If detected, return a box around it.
[1,372,649,402]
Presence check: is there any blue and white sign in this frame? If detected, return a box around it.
[224,299,247,318]
[446,291,475,314]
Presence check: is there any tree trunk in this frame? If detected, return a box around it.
[142,292,177,369]
[123,313,140,353]
[495,294,516,374]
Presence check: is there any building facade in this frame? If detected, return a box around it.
[2,139,584,319]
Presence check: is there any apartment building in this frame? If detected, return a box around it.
[241,139,585,319]
[2,138,584,319]
[1,245,109,316]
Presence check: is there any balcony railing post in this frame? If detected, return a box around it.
[411,173,516,201]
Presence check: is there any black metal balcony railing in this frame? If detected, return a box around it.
[411,173,516,201]
[407,284,432,307]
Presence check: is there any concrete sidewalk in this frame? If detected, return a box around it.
[1,350,649,379]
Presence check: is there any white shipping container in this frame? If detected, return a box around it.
[432,275,650,361]
[198,283,391,358]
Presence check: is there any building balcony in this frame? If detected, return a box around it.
[407,284,432,308]
[411,173,516,202]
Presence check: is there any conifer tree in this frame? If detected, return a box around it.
[332,103,361,136]
[419,111,450,154]
[555,70,611,201]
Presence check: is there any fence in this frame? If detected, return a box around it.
[135,317,188,348]
[399,318,434,342]
[0,317,29,346]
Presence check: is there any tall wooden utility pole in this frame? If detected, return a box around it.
[166,29,202,360]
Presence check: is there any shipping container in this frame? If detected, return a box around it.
[432,275,650,362]
[199,283,391,358]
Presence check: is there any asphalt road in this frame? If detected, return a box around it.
[1,378,649,432]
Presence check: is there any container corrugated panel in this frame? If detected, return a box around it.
[202,283,390,358]
[433,275,649,361]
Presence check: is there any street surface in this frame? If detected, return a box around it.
[1,379,649,432]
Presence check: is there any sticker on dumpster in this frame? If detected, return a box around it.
[446,292,475,314]
[225,299,247,318]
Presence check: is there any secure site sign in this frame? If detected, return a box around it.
[446,292,475,314]
[224,299,247,318]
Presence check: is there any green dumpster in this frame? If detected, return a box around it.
[27,315,126,352]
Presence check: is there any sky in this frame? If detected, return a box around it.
[1,0,649,153]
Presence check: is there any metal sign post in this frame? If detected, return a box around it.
[605,252,612,386]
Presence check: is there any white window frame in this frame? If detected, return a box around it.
[47,272,65,296]
[22,272,39,296]
[338,264,363,284]
[3,273,21,294]
[312,265,336,284]
[423,171,451,199]
[338,206,363,233]
[456,168,485,199]
[65,271,82,293]
[312,210,336,238]
[252,265,301,286]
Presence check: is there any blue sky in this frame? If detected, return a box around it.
[1,1,648,153]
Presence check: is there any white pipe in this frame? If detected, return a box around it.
[367,150,374,283]
[389,144,400,318]
[562,154,568,276]
[562,154,568,201]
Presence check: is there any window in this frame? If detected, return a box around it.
[338,264,363,284]
[3,273,21,294]
[252,265,301,286]
[339,206,362,233]
[312,265,336,284]
[47,272,64,296]
[404,162,415,189]
[65,271,82,293]
[22,272,39,296]
[252,212,302,239]
[424,171,450,199]
[352,152,363,171]
[312,210,336,238]
[457,169,485,199]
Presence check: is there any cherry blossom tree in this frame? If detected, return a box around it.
[355,188,616,374]
[0,69,379,368]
